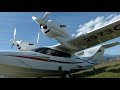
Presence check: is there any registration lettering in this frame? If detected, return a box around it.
[84,24,120,42]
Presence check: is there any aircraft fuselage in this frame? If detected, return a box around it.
[0,47,96,77]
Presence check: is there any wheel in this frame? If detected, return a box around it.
[62,71,71,78]
[92,67,96,74]
[65,73,70,78]
[92,67,96,71]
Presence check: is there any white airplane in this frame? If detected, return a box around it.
[0,12,120,78]
[10,27,40,51]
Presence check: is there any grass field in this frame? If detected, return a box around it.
[71,60,120,78]
[0,60,120,78]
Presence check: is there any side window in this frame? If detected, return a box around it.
[38,48,47,54]
[51,50,57,56]
[33,48,71,58]
[46,49,52,55]
[56,51,71,58]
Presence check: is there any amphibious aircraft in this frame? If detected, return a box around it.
[0,12,120,78]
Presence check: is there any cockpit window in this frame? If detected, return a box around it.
[33,48,48,54]
[32,47,71,58]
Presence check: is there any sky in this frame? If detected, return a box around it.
[0,12,120,55]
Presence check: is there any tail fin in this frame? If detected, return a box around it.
[90,46,105,63]
[77,42,120,63]
[90,42,120,63]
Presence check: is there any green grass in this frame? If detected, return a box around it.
[71,60,120,78]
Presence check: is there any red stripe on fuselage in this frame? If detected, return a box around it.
[5,55,83,64]
[7,55,49,62]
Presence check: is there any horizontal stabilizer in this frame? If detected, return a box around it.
[76,42,120,56]
[102,42,120,49]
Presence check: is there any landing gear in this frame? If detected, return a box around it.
[62,71,71,78]
[92,67,96,71]
[92,67,96,74]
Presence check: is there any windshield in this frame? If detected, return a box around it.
[32,47,71,58]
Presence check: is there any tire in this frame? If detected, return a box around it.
[62,71,71,78]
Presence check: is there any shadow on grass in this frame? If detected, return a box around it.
[107,68,120,73]
[112,64,120,67]
[71,61,120,78]
[71,66,111,78]
[106,64,120,73]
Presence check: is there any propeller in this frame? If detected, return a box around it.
[42,12,51,20]
[11,43,14,49]
[14,27,16,40]
[32,12,51,26]
[37,30,41,44]
[10,28,21,49]
[10,28,16,49]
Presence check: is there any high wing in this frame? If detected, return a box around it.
[52,19,120,53]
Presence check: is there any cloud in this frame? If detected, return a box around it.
[75,14,120,37]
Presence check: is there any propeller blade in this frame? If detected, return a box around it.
[42,12,51,20]
[32,12,51,26]
[11,44,14,49]
[32,16,43,25]
[37,30,41,44]
[14,28,16,40]
[32,16,37,21]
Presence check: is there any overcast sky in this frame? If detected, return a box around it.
[0,12,120,55]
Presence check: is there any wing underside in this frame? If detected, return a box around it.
[68,19,120,51]
[52,19,120,53]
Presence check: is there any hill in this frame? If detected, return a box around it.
[71,60,120,78]
[104,54,120,61]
